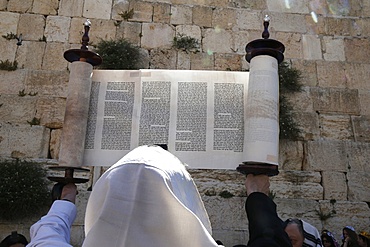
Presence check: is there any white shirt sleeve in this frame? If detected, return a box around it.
[28,200,77,247]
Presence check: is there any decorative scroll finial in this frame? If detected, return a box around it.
[262,15,270,39]
[81,19,91,51]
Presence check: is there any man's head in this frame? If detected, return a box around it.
[284,219,304,247]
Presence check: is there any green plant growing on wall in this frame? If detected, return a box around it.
[27,117,41,126]
[0,59,18,71]
[219,190,234,198]
[18,89,27,97]
[95,39,143,70]
[119,8,134,21]
[172,34,200,53]
[2,32,18,40]
[278,61,303,140]
[0,159,50,220]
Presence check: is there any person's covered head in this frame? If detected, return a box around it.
[283,218,322,247]
[0,231,28,247]
[321,230,340,247]
[83,145,219,247]
[358,231,370,247]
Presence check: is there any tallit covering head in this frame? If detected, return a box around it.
[83,145,219,247]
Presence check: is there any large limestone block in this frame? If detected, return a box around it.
[18,14,45,41]
[271,171,323,200]
[361,18,370,37]
[112,0,130,20]
[192,6,212,27]
[175,25,202,41]
[325,17,360,37]
[279,140,304,171]
[203,196,247,229]
[0,12,19,36]
[129,1,153,23]
[31,0,58,15]
[302,35,322,60]
[116,21,142,46]
[266,0,309,13]
[212,7,237,30]
[170,4,192,25]
[345,141,370,172]
[323,36,345,61]
[352,116,370,142]
[359,90,370,115]
[50,128,62,159]
[149,48,177,69]
[236,10,261,31]
[311,87,360,114]
[291,60,317,87]
[322,171,347,200]
[0,124,50,158]
[7,0,32,13]
[190,52,214,70]
[347,172,370,202]
[45,16,71,42]
[15,41,45,70]
[287,87,313,112]
[0,39,17,64]
[267,13,307,33]
[0,70,26,95]
[318,200,370,238]
[232,31,249,55]
[295,112,320,140]
[214,53,242,71]
[305,15,325,36]
[83,0,112,20]
[177,51,190,69]
[317,61,346,88]
[70,225,85,247]
[228,0,267,9]
[0,95,37,124]
[141,23,175,49]
[42,42,70,71]
[59,0,84,17]
[0,0,6,10]
[153,3,171,23]
[25,70,69,97]
[345,63,370,90]
[276,32,303,59]
[306,140,347,172]
[203,28,233,53]
[344,38,370,63]
[35,97,66,129]
[319,114,353,140]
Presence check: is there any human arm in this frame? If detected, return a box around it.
[245,175,292,247]
[27,183,77,247]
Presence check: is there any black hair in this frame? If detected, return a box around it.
[0,231,28,247]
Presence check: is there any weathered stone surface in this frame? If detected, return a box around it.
[236,9,260,31]
[268,13,307,33]
[0,0,7,10]
[25,70,69,97]
[266,0,309,13]
[35,97,66,129]
[345,141,370,172]
[291,59,317,87]
[352,116,370,142]
[149,48,177,69]
[287,87,313,112]
[116,21,142,46]
[358,90,370,115]
[0,39,17,62]
[0,70,26,95]
[59,0,84,17]
[276,32,303,59]
[360,18,370,37]
[68,17,86,44]
[317,61,346,88]
[190,52,214,70]
[88,19,117,43]
[141,23,175,49]
[344,38,370,63]
[153,3,171,23]
[0,95,37,124]
[15,41,45,70]
[70,225,85,247]
[295,112,320,140]
[325,17,360,37]
[175,25,202,43]
[322,171,347,200]
[192,6,213,27]
[0,124,50,158]
[279,140,304,170]
[306,140,347,172]
[323,36,345,61]
[305,14,325,35]
[7,0,32,13]
[319,114,353,140]
[311,87,360,114]
[214,53,242,71]
[129,1,153,23]
[31,0,58,15]
[42,42,69,71]
[177,51,191,69]
[347,172,370,201]
[50,128,62,159]
[18,14,45,41]
[83,0,112,20]
[228,0,267,9]
[232,31,249,55]
[112,0,130,20]
[212,7,237,30]
[44,16,71,42]
[170,5,192,25]
[212,229,248,247]
[302,35,322,60]
[345,63,370,90]
[0,12,19,37]
[203,28,233,53]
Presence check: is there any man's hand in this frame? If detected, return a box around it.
[245,174,270,196]
[60,183,77,204]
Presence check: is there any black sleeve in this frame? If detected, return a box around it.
[246,192,292,247]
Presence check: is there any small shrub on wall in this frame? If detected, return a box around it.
[0,160,50,221]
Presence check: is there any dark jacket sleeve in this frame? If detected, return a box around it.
[246,192,292,247]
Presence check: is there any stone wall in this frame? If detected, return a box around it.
[0,0,369,246]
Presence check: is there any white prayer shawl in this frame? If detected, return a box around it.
[83,145,219,247]
[302,220,322,247]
